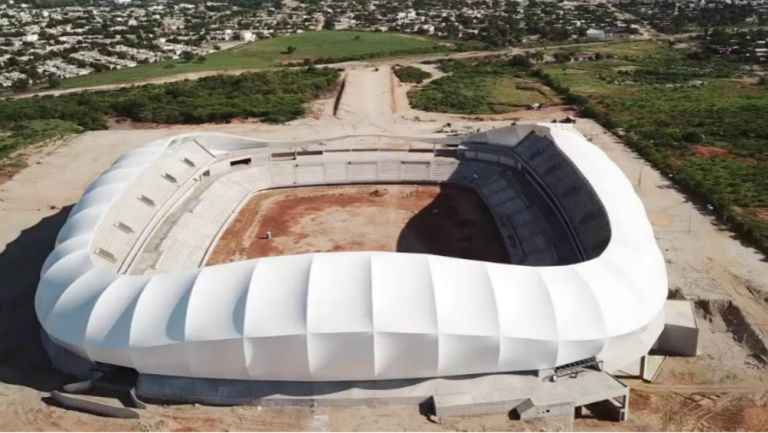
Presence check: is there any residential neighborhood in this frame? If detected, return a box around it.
[613,0,768,34]
[2,0,767,91]
[0,0,646,90]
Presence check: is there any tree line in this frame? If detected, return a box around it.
[0,67,339,162]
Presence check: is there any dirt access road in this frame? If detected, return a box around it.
[0,65,766,430]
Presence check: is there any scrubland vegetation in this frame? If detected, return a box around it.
[409,56,558,113]
[539,41,768,252]
[0,120,82,168]
[410,40,768,253]
[393,65,432,83]
[0,68,339,161]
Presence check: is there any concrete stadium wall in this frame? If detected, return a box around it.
[90,134,612,276]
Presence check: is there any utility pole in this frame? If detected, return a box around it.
[688,208,692,234]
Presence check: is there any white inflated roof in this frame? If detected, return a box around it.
[35,124,668,381]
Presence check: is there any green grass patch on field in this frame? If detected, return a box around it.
[409,58,558,114]
[539,41,768,252]
[58,31,446,89]
[542,40,668,59]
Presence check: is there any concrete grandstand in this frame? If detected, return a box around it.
[35,123,668,411]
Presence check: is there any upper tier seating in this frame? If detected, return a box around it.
[512,132,611,260]
[99,135,610,274]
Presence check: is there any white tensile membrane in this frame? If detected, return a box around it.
[35,124,667,381]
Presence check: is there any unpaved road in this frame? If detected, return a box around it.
[0,65,766,431]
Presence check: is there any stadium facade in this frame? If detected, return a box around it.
[35,124,667,383]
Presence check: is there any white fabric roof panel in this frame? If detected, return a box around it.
[371,253,437,334]
[35,126,668,381]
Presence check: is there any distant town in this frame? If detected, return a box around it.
[2,0,767,91]
[0,0,644,90]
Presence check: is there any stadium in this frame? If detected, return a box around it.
[35,123,667,407]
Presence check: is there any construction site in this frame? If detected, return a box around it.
[0,64,766,431]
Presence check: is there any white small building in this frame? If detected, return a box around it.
[240,30,256,42]
[586,28,606,40]
[162,18,184,31]
[419,24,435,35]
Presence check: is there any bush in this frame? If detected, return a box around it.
[682,131,704,143]
[393,65,432,84]
[180,51,196,62]
[508,54,532,68]
[565,93,589,106]
[47,75,61,89]
[581,103,616,129]
[11,77,29,92]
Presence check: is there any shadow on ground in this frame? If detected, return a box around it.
[396,183,510,264]
[0,206,74,391]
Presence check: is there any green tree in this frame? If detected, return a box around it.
[508,54,531,68]
[11,77,29,92]
[323,16,336,30]
[47,74,61,88]
[552,51,573,63]
[526,50,544,63]
[180,51,196,62]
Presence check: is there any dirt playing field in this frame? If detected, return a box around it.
[207,184,509,265]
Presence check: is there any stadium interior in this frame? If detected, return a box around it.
[84,130,611,275]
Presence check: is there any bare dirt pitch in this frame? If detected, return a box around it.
[207,183,509,265]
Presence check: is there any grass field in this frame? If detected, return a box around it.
[409,59,558,114]
[540,41,768,251]
[488,76,559,108]
[542,40,667,58]
[57,31,445,89]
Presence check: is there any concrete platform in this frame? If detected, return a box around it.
[656,299,699,356]
[433,392,525,417]
[615,355,667,382]
[615,300,699,382]
[138,369,629,422]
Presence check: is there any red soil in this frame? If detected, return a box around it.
[754,208,768,221]
[691,145,730,158]
[206,184,509,265]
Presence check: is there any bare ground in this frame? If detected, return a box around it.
[207,184,508,265]
[0,65,767,431]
